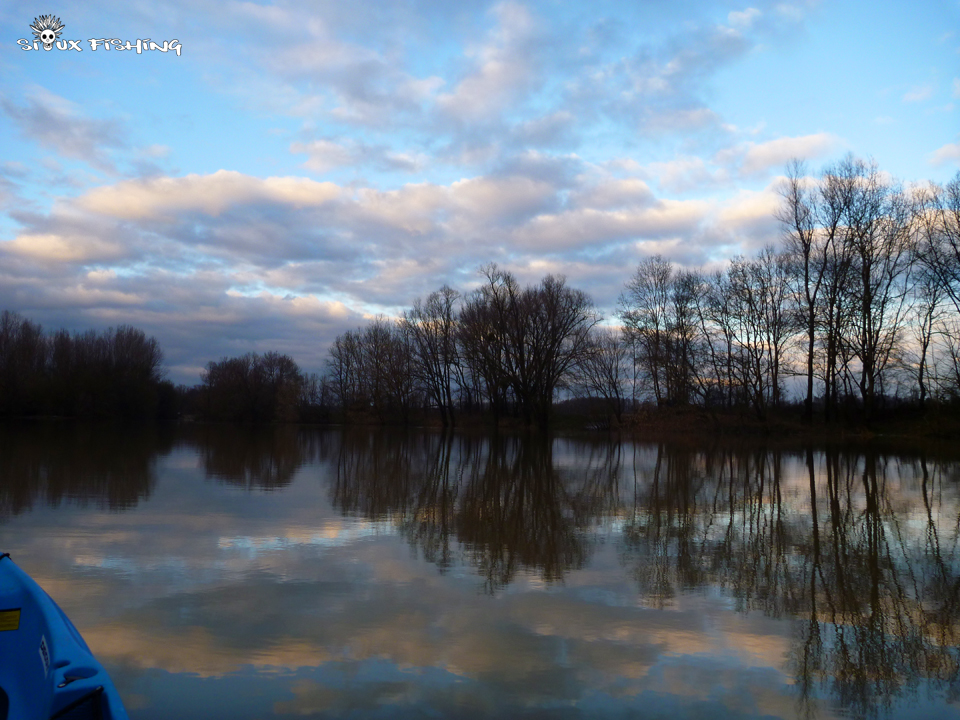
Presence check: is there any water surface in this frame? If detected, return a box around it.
[1,423,958,719]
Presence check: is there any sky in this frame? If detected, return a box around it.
[1,1,958,384]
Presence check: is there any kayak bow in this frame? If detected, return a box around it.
[0,553,128,720]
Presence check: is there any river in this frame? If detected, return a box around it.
[1,422,958,719]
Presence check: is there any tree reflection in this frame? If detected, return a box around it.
[456,436,590,591]
[195,424,306,489]
[792,449,960,719]
[619,442,960,719]
[0,421,169,516]
[328,432,618,592]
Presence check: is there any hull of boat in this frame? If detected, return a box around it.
[0,553,128,720]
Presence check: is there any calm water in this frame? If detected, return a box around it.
[1,423,959,720]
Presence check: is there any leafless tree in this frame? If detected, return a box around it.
[619,256,673,405]
[0,311,47,415]
[402,285,461,426]
[202,351,303,422]
[917,173,960,316]
[457,265,519,423]
[779,160,829,422]
[570,326,630,424]
[458,265,598,428]
[834,157,915,421]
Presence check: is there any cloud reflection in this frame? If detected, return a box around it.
[2,426,959,718]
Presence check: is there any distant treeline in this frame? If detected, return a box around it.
[186,267,607,428]
[314,157,960,428]
[5,156,958,429]
[619,158,960,425]
[0,311,174,419]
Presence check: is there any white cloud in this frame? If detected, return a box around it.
[569,178,655,210]
[1,88,126,172]
[929,143,960,166]
[723,133,839,177]
[290,140,355,173]
[436,2,540,122]
[290,139,427,174]
[716,188,780,237]
[4,233,128,263]
[512,198,710,253]
[903,83,934,103]
[79,171,341,220]
[728,8,761,28]
[642,156,725,194]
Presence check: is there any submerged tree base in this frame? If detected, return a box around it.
[613,402,960,445]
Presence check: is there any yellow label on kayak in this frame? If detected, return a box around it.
[0,608,20,631]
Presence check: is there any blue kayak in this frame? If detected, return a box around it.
[0,553,128,720]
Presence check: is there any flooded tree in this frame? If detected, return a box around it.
[779,160,828,423]
[401,286,461,427]
[201,351,303,422]
[569,326,630,425]
[458,266,599,428]
[0,311,46,416]
[0,312,167,419]
[325,319,419,423]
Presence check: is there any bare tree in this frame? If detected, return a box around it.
[202,351,303,422]
[402,285,461,426]
[817,163,858,420]
[458,265,599,428]
[907,263,946,410]
[918,173,960,316]
[327,329,364,413]
[457,265,519,423]
[779,160,829,422]
[619,256,673,405]
[570,326,630,424]
[527,274,600,427]
[835,157,915,421]
[0,311,46,415]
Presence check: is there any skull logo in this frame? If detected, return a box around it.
[30,15,65,51]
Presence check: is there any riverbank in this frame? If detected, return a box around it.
[601,403,960,450]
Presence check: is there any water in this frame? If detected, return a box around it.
[1,422,959,719]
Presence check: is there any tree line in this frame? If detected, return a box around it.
[0,311,172,419]
[321,265,609,429]
[317,157,960,428]
[620,157,960,424]
[4,155,957,428]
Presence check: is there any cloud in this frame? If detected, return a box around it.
[78,171,341,220]
[717,133,840,177]
[929,143,960,167]
[0,88,126,172]
[561,10,792,139]
[236,6,445,129]
[290,139,427,174]
[511,111,577,148]
[640,156,727,194]
[569,178,656,210]
[5,232,129,263]
[290,140,355,173]
[436,2,541,122]
[714,186,781,250]
[512,197,710,253]
[728,8,761,28]
[902,83,934,103]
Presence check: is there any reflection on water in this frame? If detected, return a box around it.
[0,421,170,515]
[192,424,308,490]
[2,423,960,719]
[332,432,607,590]
[620,446,960,719]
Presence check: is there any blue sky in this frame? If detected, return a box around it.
[1,0,958,383]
